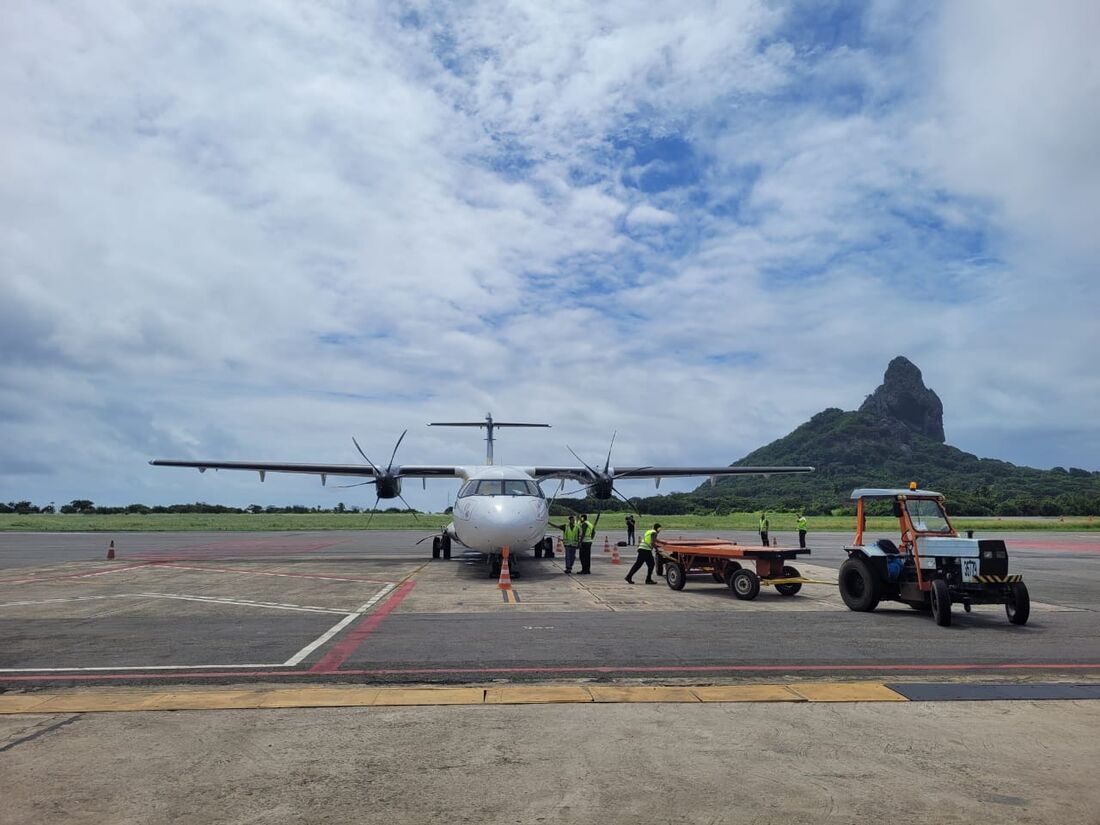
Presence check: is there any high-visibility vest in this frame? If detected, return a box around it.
[639,528,658,549]
[562,523,579,544]
[798,516,807,531]
[759,516,768,531]
[581,522,595,542]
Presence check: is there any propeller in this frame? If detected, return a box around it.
[336,430,418,527]
[562,431,650,512]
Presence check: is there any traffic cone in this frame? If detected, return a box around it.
[603,536,610,554]
[106,540,115,560]
[611,543,621,565]
[556,536,564,555]
[498,547,512,590]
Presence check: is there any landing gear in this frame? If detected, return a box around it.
[432,534,452,560]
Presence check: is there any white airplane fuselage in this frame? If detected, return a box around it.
[448,466,550,555]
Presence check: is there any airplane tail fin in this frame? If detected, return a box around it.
[428,413,550,464]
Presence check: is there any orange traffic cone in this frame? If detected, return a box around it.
[106,540,115,560]
[603,536,610,554]
[611,543,621,565]
[556,536,564,555]
[498,547,512,590]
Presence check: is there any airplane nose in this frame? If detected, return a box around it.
[466,498,545,551]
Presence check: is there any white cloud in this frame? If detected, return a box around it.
[1,1,1097,511]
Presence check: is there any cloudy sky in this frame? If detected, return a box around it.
[2,0,1098,510]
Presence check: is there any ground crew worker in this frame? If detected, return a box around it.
[625,523,661,584]
[797,513,808,549]
[759,512,769,547]
[549,515,580,574]
[625,513,636,546]
[578,514,595,574]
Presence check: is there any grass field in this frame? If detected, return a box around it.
[0,512,1095,533]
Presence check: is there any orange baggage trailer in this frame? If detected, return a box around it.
[654,538,812,600]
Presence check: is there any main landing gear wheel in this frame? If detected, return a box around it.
[774,565,802,597]
[432,536,441,559]
[665,562,686,591]
[1006,581,1030,626]
[930,578,952,627]
[729,569,761,601]
[838,557,881,612]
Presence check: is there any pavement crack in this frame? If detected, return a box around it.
[0,713,82,754]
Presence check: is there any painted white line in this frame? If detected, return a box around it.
[0,664,282,673]
[130,593,351,614]
[0,595,128,608]
[283,583,396,666]
[155,563,395,584]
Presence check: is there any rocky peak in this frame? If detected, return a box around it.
[858,356,945,442]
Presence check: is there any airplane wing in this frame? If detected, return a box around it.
[529,465,814,481]
[149,460,461,481]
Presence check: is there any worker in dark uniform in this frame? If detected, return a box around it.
[625,523,661,584]
[759,511,769,547]
[625,513,636,546]
[578,514,595,574]
[549,515,580,573]
[797,513,808,549]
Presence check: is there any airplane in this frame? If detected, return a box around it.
[151,412,814,577]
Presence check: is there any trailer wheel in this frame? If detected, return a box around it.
[930,578,952,627]
[665,562,686,591]
[1006,582,1030,626]
[441,534,451,560]
[775,565,802,597]
[723,561,742,584]
[730,569,761,601]
[838,558,881,612]
[432,536,441,559]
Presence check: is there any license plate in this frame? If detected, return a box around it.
[962,559,979,582]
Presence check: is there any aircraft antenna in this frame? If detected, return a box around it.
[428,412,550,464]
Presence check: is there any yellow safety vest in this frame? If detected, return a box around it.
[562,523,579,544]
[798,516,807,531]
[640,529,658,549]
[581,522,595,542]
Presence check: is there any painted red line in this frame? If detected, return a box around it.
[5,661,1098,683]
[310,581,417,673]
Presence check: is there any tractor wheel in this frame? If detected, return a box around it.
[665,562,686,591]
[930,578,952,627]
[729,569,761,601]
[1006,582,1030,626]
[838,558,881,612]
[775,565,802,597]
[441,534,452,560]
[432,536,441,559]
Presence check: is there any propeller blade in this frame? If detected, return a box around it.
[386,429,408,473]
[397,493,419,520]
[603,431,617,474]
[560,481,598,497]
[612,465,654,481]
[364,495,380,530]
[352,437,381,474]
[546,477,566,511]
[566,445,599,478]
[612,488,641,513]
[333,479,378,489]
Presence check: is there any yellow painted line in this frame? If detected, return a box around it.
[484,686,592,704]
[370,687,486,706]
[588,686,700,703]
[691,685,803,702]
[788,682,908,702]
[0,682,911,714]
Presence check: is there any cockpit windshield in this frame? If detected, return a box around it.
[905,498,952,533]
[457,479,543,498]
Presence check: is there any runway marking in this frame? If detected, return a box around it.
[2,661,1099,684]
[309,580,417,673]
[0,563,156,585]
[152,563,397,584]
[283,584,396,667]
[0,592,351,614]
[0,664,282,673]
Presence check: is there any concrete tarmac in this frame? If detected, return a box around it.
[0,529,1098,685]
[2,701,1098,824]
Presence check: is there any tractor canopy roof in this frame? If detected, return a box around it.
[850,488,943,500]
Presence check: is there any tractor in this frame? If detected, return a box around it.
[838,485,1030,627]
